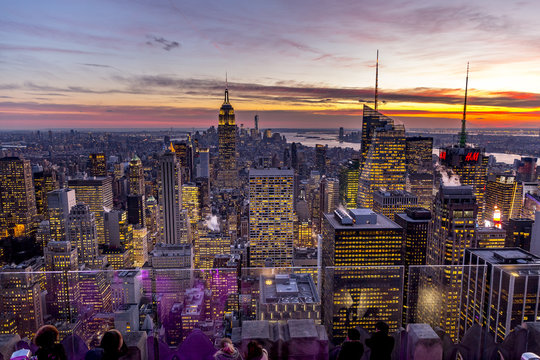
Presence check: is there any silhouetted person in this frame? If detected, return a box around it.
[34,325,67,360]
[365,322,394,360]
[214,338,243,360]
[337,328,364,360]
[85,330,128,360]
[245,340,268,360]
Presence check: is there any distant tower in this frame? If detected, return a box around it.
[217,85,238,188]
[88,153,107,177]
[254,114,259,131]
[47,188,77,242]
[374,49,379,111]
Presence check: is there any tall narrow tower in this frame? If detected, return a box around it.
[459,63,469,148]
[217,85,238,188]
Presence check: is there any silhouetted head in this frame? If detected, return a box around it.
[375,322,390,335]
[347,328,361,341]
[35,325,59,348]
[247,340,263,358]
[100,329,124,354]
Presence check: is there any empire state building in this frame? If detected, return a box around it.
[217,87,237,188]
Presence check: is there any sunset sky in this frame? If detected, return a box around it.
[2,0,540,129]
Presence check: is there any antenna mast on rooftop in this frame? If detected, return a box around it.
[459,63,469,147]
[375,50,379,111]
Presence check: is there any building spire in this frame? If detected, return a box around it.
[459,62,469,147]
[224,72,229,104]
[374,50,379,111]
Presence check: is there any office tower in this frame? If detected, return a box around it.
[423,185,477,340]
[128,155,145,195]
[254,114,259,131]
[78,270,112,314]
[291,142,298,171]
[88,153,107,177]
[0,157,38,236]
[47,188,76,242]
[516,157,538,182]
[395,207,431,323]
[104,209,132,249]
[44,241,79,320]
[320,177,339,214]
[475,226,506,248]
[485,174,522,225]
[360,105,393,167]
[439,147,488,221]
[339,159,360,209]
[407,173,434,210]
[68,204,102,269]
[258,274,320,321]
[373,190,418,221]
[194,177,210,213]
[68,177,113,245]
[249,168,295,267]
[217,87,238,188]
[405,136,433,174]
[159,152,183,245]
[315,144,327,175]
[173,140,194,184]
[461,248,540,342]
[339,127,344,141]
[322,208,403,339]
[127,194,146,226]
[145,195,160,249]
[194,223,230,269]
[358,107,406,209]
[0,265,43,338]
[182,183,200,233]
[102,247,130,270]
[132,225,148,267]
[523,193,540,219]
[33,169,59,217]
[195,148,210,179]
[505,218,534,250]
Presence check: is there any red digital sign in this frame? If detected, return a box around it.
[465,152,479,161]
[440,151,446,160]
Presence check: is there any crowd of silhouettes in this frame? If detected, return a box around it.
[331,321,395,360]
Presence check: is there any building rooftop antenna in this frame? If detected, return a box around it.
[374,50,379,111]
[459,62,469,147]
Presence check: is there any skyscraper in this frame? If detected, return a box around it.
[485,174,522,225]
[217,87,237,188]
[315,144,327,175]
[47,188,76,242]
[88,153,107,177]
[405,136,433,174]
[423,185,477,340]
[249,168,295,267]
[0,157,38,237]
[44,240,79,320]
[181,183,200,234]
[128,155,145,196]
[33,169,59,217]
[339,159,360,209]
[358,108,406,209]
[159,152,183,245]
[373,189,418,222]
[68,204,102,269]
[173,140,194,184]
[68,177,113,245]
[322,208,403,339]
[460,248,540,342]
[505,218,534,250]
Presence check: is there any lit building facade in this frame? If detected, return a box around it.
[194,224,230,269]
[132,225,148,267]
[505,218,534,251]
[128,155,145,196]
[249,168,295,267]
[405,136,433,174]
[0,157,38,237]
[159,152,183,245]
[373,190,418,221]
[47,188,76,242]
[460,248,540,342]
[475,226,506,248]
[68,177,114,245]
[181,183,200,233]
[88,153,107,177]
[485,174,522,225]
[68,204,102,269]
[338,159,360,209]
[217,88,238,188]
[423,185,477,340]
[358,107,406,209]
[321,208,403,340]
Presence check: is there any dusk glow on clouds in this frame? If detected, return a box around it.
[1,0,540,129]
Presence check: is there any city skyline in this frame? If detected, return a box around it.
[2,0,540,129]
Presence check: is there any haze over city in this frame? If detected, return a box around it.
[2,0,540,129]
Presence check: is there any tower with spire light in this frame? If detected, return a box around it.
[438,63,488,222]
[217,80,238,188]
